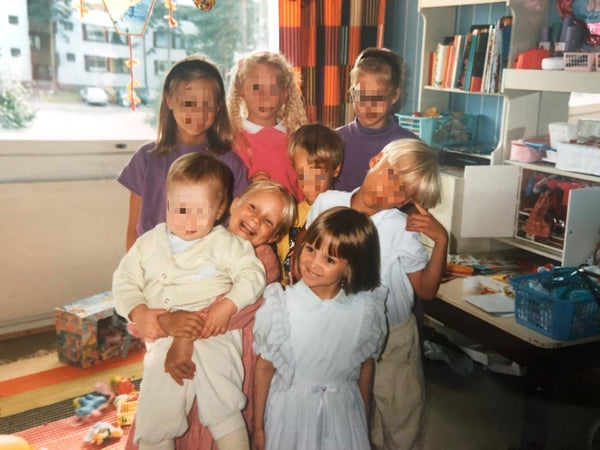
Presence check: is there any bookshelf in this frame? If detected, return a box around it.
[416,0,600,264]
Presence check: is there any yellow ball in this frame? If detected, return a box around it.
[0,435,33,450]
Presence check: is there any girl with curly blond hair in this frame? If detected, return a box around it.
[228,51,307,200]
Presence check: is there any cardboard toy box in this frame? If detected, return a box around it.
[55,291,137,368]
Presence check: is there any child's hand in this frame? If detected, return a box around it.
[198,297,237,338]
[158,311,203,339]
[129,305,168,341]
[251,429,265,450]
[250,171,271,183]
[164,338,195,386]
[406,203,448,246]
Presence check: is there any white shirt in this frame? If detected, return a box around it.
[306,190,428,327]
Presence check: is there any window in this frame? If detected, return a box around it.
[153,30,169,48]
[109,32,127,45]
[2,0,277,145]
[83,24,107,43]
[9,15,19,25]
[84,55,107,72]
[108,57,130,74]
[30,34,41,50]
[154,60,171,76]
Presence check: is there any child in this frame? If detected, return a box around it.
[276,123,343,285]
[113,153,266,450]
[335,47,419,192]
[228,51,307,199]
[253,206,388,450]
[118,54,249,250]
[124,180,297,450]
[306,139,448,450]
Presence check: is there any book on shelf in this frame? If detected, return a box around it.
[457,32,473,90]
[450,34,465,89]
[432,38,453,88]
[469,25,491,92]
[443,39,457,88]
[428,51,435,86]
[499,16,512,73]
[481,25,496,93]
[434,18,512,94]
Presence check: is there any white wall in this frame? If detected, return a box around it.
[0,143,141,335]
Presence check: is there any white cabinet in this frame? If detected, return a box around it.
[417,0,600,264]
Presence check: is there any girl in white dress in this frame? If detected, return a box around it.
[252,206,388,450]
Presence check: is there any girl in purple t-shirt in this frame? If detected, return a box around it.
[118,54,249,249]
[335,47,418,192]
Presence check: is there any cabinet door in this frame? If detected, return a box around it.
[563,186,600,266]
[460,165,520,237]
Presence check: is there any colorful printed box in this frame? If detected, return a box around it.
[55,291,136,368]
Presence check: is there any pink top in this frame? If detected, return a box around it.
[233,121,302,201]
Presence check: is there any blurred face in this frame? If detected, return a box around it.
[299,240,349,300]
[229,189,286,247]
[361,154,412,211]
[292,149,340,205]
[167,78,218,145]
[351,72,399,130]
[166,181,225,241]
[241,63,288,127]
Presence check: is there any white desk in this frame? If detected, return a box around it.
[436,277,600,350]
[425,277,600,369]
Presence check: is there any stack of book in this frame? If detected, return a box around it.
[429,16,512,93]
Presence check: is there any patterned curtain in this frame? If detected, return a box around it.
[279,0,387,128]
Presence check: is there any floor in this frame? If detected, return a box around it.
[2,330,600,449]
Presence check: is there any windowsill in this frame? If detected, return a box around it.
[0,139,146,183]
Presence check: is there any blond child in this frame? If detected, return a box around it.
[124,180,297,450]
[114,153,266,450]
[276,123,343,285]
[335,47,418,192]
[228,51,307,200]
[306,138,448,450]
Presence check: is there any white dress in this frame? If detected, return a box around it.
[253,281,388,450]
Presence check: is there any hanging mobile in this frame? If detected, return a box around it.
[101,0,158,110]
[193,0,216,11]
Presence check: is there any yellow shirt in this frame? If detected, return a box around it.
[277,200,310,285]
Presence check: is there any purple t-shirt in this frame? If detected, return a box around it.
[118,141,249,237]
[334,116,419,192]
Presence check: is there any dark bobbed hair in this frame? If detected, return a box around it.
[166,153,233,209]
[154,54,233,155]
[294,206,380,295]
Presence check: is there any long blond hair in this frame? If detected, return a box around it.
[228,51,307,135]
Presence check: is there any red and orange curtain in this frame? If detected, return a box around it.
[279,0,386,128]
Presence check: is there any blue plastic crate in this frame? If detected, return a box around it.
[509,268,600,340]
[396,113,479,148]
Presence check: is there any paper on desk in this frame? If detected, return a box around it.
[464,293,515,315]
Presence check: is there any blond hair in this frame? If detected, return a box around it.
[293,206,380,295]
[373,139,441,209]
[236,180,297,238]
[154,54,233,155]
[288,123,344,172]
[228,51,307,135]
